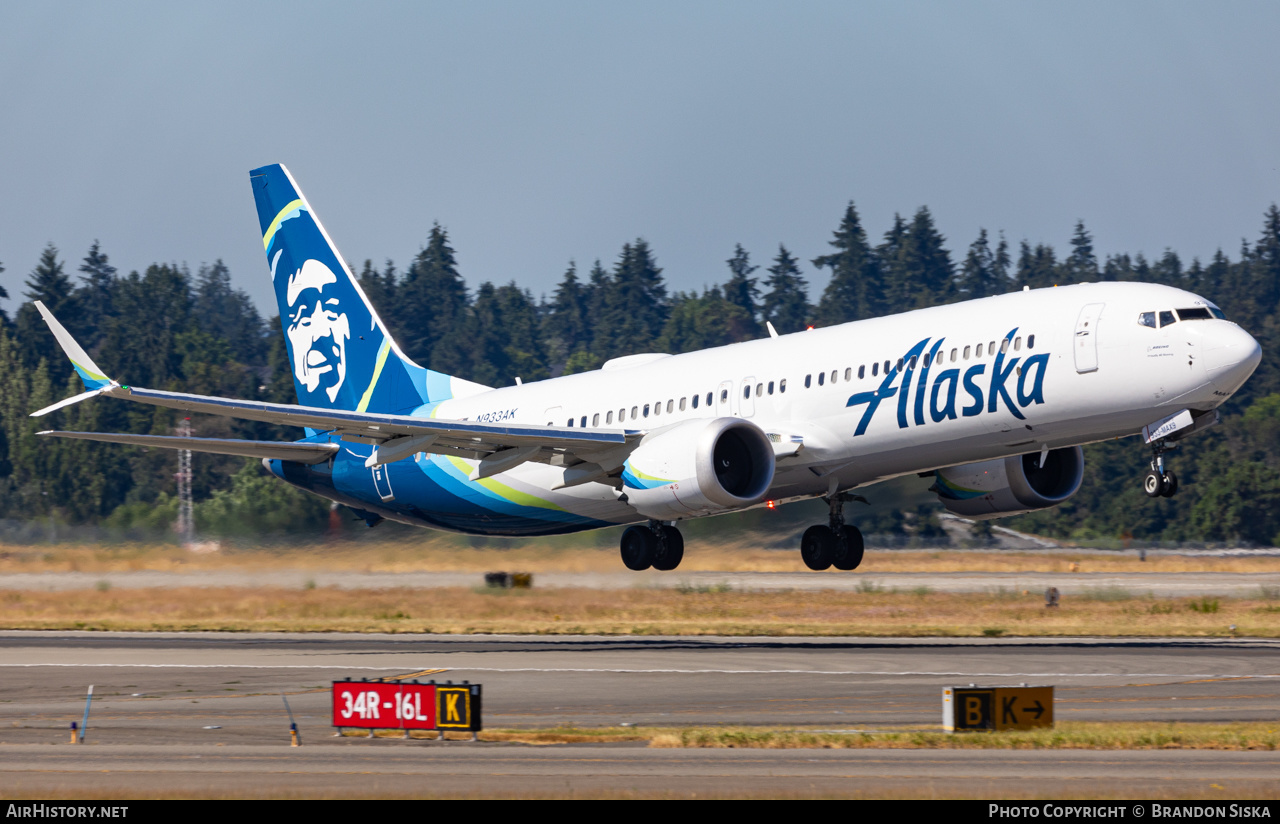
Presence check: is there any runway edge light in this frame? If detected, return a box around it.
[943,685,1053,732]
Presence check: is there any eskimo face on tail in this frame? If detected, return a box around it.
[286,259,351,402]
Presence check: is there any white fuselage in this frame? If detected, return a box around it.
[422,282,1260,527]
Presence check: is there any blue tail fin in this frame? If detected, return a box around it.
[250,164,485,413]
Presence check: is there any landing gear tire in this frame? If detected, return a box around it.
[653,525,684,571]
[832,525,865,571]
[1159,471,1178,498]
[801,525,835,571]
[1143,471,1164,498]
[620,525,656,571]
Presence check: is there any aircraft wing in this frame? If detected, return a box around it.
[36,431,340,465]
[30,301,640,480]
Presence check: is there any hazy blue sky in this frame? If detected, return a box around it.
[2,1,1278,318]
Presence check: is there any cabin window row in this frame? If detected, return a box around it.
[802,335,1036,388]
[561,377,790,428]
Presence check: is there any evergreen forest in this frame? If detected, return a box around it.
[2,201,1279,546]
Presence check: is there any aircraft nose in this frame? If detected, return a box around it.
[1203,323,1262,393]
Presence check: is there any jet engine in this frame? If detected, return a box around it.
[621,417,775,521]
[932,446,1084,520]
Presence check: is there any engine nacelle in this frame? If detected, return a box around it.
[621,417,775,521]
[932,446,1084,520]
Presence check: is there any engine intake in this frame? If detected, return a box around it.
[933,446,1084,520]
[622,417,775,520]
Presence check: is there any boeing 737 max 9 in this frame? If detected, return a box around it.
[31,164,1263,571]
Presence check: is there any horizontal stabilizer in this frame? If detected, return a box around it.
[37,431,339,465]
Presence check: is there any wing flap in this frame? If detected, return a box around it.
[37,431,340,465]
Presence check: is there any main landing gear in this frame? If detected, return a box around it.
[800,493,865,571]
[1143,439,1179,499]
[620,520,685,571]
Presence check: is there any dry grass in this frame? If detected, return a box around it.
[2,539,1278,575]
[3,585,1279,635]
[471,722,1280,750]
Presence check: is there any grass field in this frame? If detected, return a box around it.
[4,584,1279,635]
[470,722,1280,750]
[2,538,1279,575]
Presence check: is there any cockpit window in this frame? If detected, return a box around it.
[1176,307,1213,321]
[1158,310,1176,328]
[1209,306,1227,320]
[1138,312,1156,328]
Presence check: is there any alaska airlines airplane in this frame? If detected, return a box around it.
[31,164,1263,571]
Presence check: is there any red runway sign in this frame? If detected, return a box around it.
[332,680,437,730]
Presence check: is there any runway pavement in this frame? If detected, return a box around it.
[1,632,1278,797]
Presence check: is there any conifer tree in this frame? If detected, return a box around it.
[398,223,469,367]
[897,207,954,309]
[77,241,116,348]
[1063,220,1098,282]
[15,244,79,368]
[761,245,810,333]
[1016,241,1058,290]
[658,286,752,353]
[875,214,909,312]
[0,258,7,327]
[958,228,1005,299]
[722,244,761,338]
[594,240,667,360]
[543,261,592,373]
[813,201,881,325]
[193,260,265,365]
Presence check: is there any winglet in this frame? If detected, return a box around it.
[34,301,113,390]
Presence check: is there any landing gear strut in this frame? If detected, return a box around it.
[800,493,865,571]
[620,521,684,571]
[1143,439,1178,499]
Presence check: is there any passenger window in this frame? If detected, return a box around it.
[1027,335,1035,349]
[818,372,825,386]
[667,400,674,413]
[779,379,787,393]
[963,345,971,360]
[653,401,661,416]
[950,348,958,362]
[580,416,587,427]
[872,362,879,377]
[708,392,714,406]
[896,358,903,371]
[988,341,996,355]
[858,365,865,379]
[884,360,891,374]
[844,367,851,381]
[1159,310,1176,327]
[592,413,599,427]
[606,411,613,424]
[631,406,638,419]
[643,404,650,417]
[767,381,774,395]
[1014,337,1021,351]
[567,419,574,427]
[1177,307,1213,321]
[830,370,837,384]
[756,383,763,397]
[691,394,699,409]
[679,397,687,411]
[1000,339,1009,355]
[923,353,931,368]
[909,356,917,370]
[720,389,728,402]
[805,374,812,388]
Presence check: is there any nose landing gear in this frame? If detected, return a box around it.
[620,521,684,571]
[800,493,866,571]
[1143,439,1179,498]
